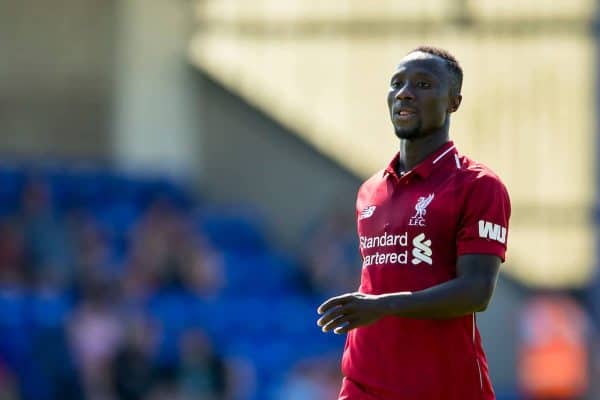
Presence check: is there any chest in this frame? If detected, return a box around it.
[357,175,463,249]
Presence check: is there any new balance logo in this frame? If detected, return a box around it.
[359,205,376,220]
[478,220,507,244]
[412,233,432,265]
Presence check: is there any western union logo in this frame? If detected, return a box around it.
[478,220,507,244]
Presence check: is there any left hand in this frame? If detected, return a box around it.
[317,292,386,335]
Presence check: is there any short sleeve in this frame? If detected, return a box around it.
[456,174,511,262]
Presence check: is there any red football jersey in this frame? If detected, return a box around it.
[340,141,511,400]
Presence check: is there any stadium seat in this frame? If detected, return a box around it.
[194,206,268,253]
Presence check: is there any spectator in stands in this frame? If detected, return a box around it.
[0,220,25,285]
[518,293,590,400]
[179,238,224,298]
[125,198,182,292]
[177,329,228,400]
[221,357,257,400]
[276,355,340,400]
[68,279,123,400]
[69,214,118,304]
[0,359,18,400]
[124,198,224,299]
[20,178,74,286]
[111,314,158,400]
[301,207,360,296]
[145,384,180,400]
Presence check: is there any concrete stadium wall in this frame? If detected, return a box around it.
[112,0,202,175]
[0,0,115,158]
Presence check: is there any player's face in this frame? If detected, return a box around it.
[387,54,455,140]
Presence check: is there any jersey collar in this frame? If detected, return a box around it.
[384,141,458,180]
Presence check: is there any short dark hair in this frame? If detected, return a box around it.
[408,46,463,94]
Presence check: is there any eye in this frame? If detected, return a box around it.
[390,80,401,89]
[417,81,431,89]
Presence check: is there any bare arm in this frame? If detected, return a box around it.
[317,254,500,334]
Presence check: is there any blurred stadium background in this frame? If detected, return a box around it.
[0,0,598,399]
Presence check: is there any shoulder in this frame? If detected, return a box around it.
[358,168,387,194]
[456,154,508,194]
[355,169,387,211]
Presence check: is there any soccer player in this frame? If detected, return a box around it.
[317,46,511,400]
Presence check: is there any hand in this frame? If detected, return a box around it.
[317,292,386,335]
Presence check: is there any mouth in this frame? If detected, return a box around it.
[393,108,418,121]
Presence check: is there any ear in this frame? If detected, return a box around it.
[448,94,462,114]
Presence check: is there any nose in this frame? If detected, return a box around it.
[395,82,414,101]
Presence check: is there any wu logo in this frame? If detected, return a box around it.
[412,233,432,265]
[478,220,507,244]
[359,205,376,220]
[409,193,435,226]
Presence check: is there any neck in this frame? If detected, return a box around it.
[398,128,449,172]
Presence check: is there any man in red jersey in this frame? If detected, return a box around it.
[317,46,511,400]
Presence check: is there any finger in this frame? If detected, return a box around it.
[317,293,355,314]
[317,303,357,327]
[333,318,359,335]
[317,305,347,327]
[322,314,354,333]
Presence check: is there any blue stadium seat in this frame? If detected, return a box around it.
[0,288,31,382]
[195,206,268,253]
[219,251,302,298]
[146,289,205,366]
[0,165,24,216]
[28,292,72,329]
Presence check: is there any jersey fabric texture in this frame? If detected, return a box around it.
[340,141,511,400]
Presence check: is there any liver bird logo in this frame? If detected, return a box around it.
[409,193,435,226]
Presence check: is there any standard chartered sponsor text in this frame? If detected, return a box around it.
[360,232,431,267]
[360,232,408,249]
[363,250,409,267]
